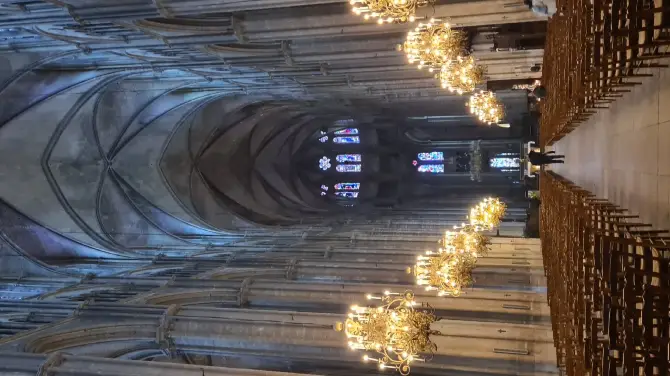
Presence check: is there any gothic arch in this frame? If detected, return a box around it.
[24,323,156,354]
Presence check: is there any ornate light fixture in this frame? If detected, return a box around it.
[469,197,507,230]
[401,20,465,70]
[443,225,490,258]
[467,90,505,125]
[412,248,475,297]
[336,290,438,375]
[350,0,433,24]
[437,56,485,95]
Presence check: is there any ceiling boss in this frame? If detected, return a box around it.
[349,0,434,24]
[336,290,438,375]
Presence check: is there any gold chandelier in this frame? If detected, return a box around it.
[412,248,476,297]
[336,290,438,375]
[349,0,433,24]
[437,55,485,95]
[469,197,507,230]
[467,90,505,125]
[401,20,466,71]
[442,225,491,257]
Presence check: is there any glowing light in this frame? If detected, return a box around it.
[350,0,433,24]
[335,290,437,375]
[468,197,506,230]
[467,90,505,125]
[437,55,485,95]
[402,20,465,69]
[319,136,329,143]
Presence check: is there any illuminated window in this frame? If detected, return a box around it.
[418,164,444,173]
[335,192,359,198]
[319,136,328,143]
[334,128,359,135]
[336,154,362,163]
[418,151,444,161]
[320,192,327,196]
[336,164,361,172]
[334,182,360,190]
[489,157,520,168]
[318,156,331,171]
[333,136,360,144]
[320,185,329,191]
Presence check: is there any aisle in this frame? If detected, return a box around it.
[549,66,670,230]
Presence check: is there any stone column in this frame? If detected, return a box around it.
[0,352,322,376]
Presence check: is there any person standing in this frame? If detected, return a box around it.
[527,150,565,166]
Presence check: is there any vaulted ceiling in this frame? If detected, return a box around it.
[0,0,542,105]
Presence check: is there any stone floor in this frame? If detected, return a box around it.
[550,65,670,231]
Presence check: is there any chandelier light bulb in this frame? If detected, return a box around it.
[467,90,505,125]
[437,56,485,95]
[402,20,466,70]
[336,290,437,375]
[350,0,433,23]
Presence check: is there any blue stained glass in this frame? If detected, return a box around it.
[318,156,331,171]
[335,192,359,198]
[418,151,445,161]
[418,164,445,173]
[333,136,360,144]
[336,164,361,172]
[334,182,360,191]
[489,157,520,168]
[336,154,362,162]
[319,136,328,143]
[334,128,359,135]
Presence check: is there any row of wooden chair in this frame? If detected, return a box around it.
[540,170,670,376]
[540,0,670,147]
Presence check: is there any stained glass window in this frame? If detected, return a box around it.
[334,128,359,135]
[417,151,444,161]
[489,157,520,168]
[417,164,444,173]
[336,154,362,162]
[333,136,360,144]
[318,156,331,171]
[334,182,360,190]
[320,192,327,196]
[335,192,359,198]
[320,185,329,191]
[319,136,328,143]
[336,164,361,172]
